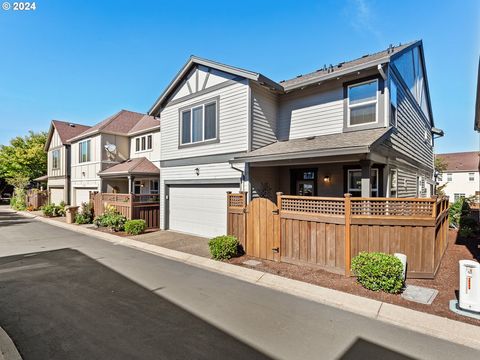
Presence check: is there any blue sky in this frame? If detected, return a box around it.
[0,0,478,153]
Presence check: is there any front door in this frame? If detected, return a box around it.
[296,180,314,196]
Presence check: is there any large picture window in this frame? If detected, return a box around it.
[180,100,217,145]
[52,149,60,170]
[79,140,91,163]
[347,79,378,127]
[347,168,379,197]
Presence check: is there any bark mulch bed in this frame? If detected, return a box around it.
[229,229,480,326]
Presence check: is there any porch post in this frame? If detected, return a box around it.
[128,175,134,193]
[360,160,371,197]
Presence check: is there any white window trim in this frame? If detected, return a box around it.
[180,100,218,146]
[347,168,379,193]
[347,79,379,128]
[469,172,475,181]
[78,139,91,164]
[134,134,153,153]
[446,173,453,182]
[51,149,60,170]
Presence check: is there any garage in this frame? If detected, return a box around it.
[168,184,239,238]
[49,187,64,205]
[74,188,97,206]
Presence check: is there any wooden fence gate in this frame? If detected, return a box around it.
[245,198,280,261]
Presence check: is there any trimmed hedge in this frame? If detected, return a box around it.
[208,235,239,260]
[124,219,147,235]
[351,252,404,294]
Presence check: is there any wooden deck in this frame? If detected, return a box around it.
[227,193,449,278]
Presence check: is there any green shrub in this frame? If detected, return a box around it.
[208,235,239,260]
[10,188,26,211]
[93,206,126,232]
[124,219,146,235]
[75,202,94,224]
[42,203,64,217]
[351,252,404,294]
[449,197,471,227]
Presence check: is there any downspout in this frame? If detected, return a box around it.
[230,162,246,192]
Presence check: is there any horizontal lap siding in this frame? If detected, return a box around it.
[277,85,344,140]
[160,80,249,160]
[251,82,278,150]
[280,217,345,273]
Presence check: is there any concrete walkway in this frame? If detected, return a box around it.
[1,206,479,359]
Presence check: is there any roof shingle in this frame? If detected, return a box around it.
[98,157,160,176]
[436,152,480,172]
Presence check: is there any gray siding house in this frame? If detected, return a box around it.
[149,40,438,238]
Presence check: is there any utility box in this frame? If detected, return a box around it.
[65,206,79,224]
[459,260,480,313]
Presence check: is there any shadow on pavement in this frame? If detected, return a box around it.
[0,248,271,360]
[339,338,415,360]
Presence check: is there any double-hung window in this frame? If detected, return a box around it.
[135,134,153,152]
[180,100,217,146]
[79,140,91,163]
[447,173,452,182]
[52,149,60,170]
[347,168,379,197]
[347,79,378,127]
[469,173,475,181]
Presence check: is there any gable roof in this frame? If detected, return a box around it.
[232,127,392,163]
[68,110,156,142]
[45,120,91,151]
[97,157,160,177]
[148,56,282,115]
[128,115,160,136]
[436,152,480,172]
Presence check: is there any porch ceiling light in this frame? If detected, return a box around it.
[324,175,330,183]
[194,167,200,176]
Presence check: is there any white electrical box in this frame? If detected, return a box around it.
[459,260,480,313]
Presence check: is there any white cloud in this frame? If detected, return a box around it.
[346,0,383,42]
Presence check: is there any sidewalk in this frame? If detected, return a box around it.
[13,208,480,351]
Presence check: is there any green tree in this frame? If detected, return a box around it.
[0,131,47,184]
[435,156,448,196]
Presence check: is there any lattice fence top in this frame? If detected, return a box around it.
[280,196,345,215]
[350,199,435,217]
[228,193,245,208]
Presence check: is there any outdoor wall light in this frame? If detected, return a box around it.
[194,167,200,176]
[324,175,330,183]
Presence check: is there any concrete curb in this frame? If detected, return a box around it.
[0,327,22,360]
[14,209,480,350]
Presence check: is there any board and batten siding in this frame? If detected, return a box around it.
[388,71,434,173]
[129,131,161,168]
[251,82,278,150]
[160,79,249,161]
[159,162,244,229]
[70,134,102,189]
[47,128,66,178]
[277,83,344,141]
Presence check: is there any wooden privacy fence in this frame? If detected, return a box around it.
[91,192,160,229]
[26,190,48,210]
[227,192,449,278]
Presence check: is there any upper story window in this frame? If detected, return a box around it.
[347,79,378,127]
[390,80,398,127]
[51,149,60,170]
[79,140,91,163]
[447,173,452,182]
[135,134,153,152]
[469,173,475,181]
[180,100,217,146]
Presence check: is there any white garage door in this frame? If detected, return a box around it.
[50,188,64,205]
[169,184,239,238]
[74,188,96,206]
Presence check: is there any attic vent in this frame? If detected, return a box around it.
[69,123,76,127]
[296,75,302,78]
[305,136,315,140]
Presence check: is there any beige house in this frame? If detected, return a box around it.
[148,40,440,238]
[44,120,91,204]
[67,110,160,206]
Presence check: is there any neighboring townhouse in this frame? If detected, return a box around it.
[44,120,91,204]
[148,40,440,238]
[436,152,480,202]
[67,110,160,206]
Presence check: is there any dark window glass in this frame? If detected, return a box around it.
[135,138,140,152]
[147,135,152,149]
[192,106,203,143]
[181,111,191,144]
[141,136,146,151]
[204,103,216,140]
[350,104,376,125]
